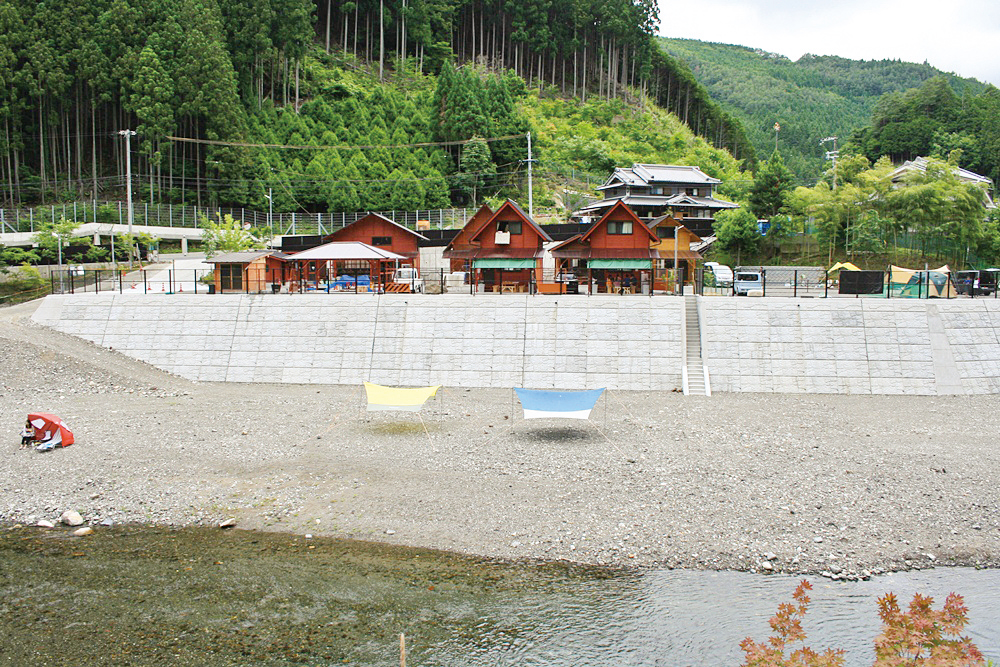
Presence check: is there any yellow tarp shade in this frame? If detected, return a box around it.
[364,382,441,412]
[828,261,861,273]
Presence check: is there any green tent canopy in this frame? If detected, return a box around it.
[588,259,652,270]
[472,258,537,269]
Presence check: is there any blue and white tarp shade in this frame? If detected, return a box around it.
[514,388,606,420]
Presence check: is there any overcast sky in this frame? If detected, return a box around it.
[658,0,1000,87]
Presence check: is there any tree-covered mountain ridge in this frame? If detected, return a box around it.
[659,37,991,182]
[0,0,754,215]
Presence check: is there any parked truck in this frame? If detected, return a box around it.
[391,267,424,293]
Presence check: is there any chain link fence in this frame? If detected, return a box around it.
[0,201,471,235]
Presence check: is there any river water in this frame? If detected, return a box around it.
[1,526,996,666]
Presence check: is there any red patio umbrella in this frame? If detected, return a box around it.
[28,413,74,450]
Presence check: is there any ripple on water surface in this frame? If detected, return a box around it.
[1,526,997,666]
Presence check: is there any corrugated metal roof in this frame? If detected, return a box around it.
[205,250,275,263]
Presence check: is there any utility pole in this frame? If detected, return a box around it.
[821,136,838,190]
[525,132,537,217]
[119,129,137,266]
[266,187,273,234]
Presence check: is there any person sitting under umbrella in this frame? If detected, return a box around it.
[20,420,35,449]
[27,413,74,452]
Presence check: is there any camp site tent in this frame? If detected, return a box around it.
[889,265,957,298]
[28,412,74,450]
[827,261,861,274]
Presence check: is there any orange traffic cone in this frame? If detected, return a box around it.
[161,282,165,292]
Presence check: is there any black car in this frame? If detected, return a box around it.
[955,269,999,296]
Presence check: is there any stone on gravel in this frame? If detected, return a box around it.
[60,510,84,526]
[72,526,93,536]
[2,302,1000,577]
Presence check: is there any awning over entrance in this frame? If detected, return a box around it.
[588,259,653,269]
[472,258,537,269]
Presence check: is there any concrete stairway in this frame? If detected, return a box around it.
[682,296,711,396]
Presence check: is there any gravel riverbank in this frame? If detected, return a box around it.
[2,299,998,578]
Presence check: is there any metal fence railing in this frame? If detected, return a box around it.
[695,266,1000,299]
[0,201,472,235]
[48,267,688,297]
[45,265,1000,300]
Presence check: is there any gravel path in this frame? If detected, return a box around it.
[2,299,998,579]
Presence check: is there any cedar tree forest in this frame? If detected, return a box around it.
[0,0,754,211]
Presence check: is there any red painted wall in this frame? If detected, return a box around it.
[326,214,421,268]
[585,207,652,250]
[474,205,545,253]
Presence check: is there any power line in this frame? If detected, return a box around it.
[166,134,527,150]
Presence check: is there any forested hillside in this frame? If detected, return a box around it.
[0,0,754,212]
[659,38,988,181]
[846,77,1000,186]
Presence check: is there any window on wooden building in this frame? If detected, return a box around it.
[372,236,392,246]
[498,220,522,235]
[607,220,633,235]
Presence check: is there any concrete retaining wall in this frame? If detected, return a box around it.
[30,294,1000,394]
[31,294,683,390]
[701,297,1000,395]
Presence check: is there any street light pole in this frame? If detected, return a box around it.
[53,230,63,293]
[119,129,136,266]
[673,223,679,295]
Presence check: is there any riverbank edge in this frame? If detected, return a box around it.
[6,518,997,583]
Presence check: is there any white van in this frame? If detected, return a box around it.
[704,262,733,287]
[734,269,764,296]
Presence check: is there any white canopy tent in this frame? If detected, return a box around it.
[289,241,406,262]
[287,242,407,292]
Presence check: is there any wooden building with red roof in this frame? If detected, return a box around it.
[549,201,661,294]
[443,200,551,292]
[323,213,427,271]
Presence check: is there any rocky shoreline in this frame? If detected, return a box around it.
[2,300,998,579]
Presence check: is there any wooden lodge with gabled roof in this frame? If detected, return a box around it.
[443,199,552,292]
[550,200,663,294]
[323,212,428,271]
[442,203,494,273]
